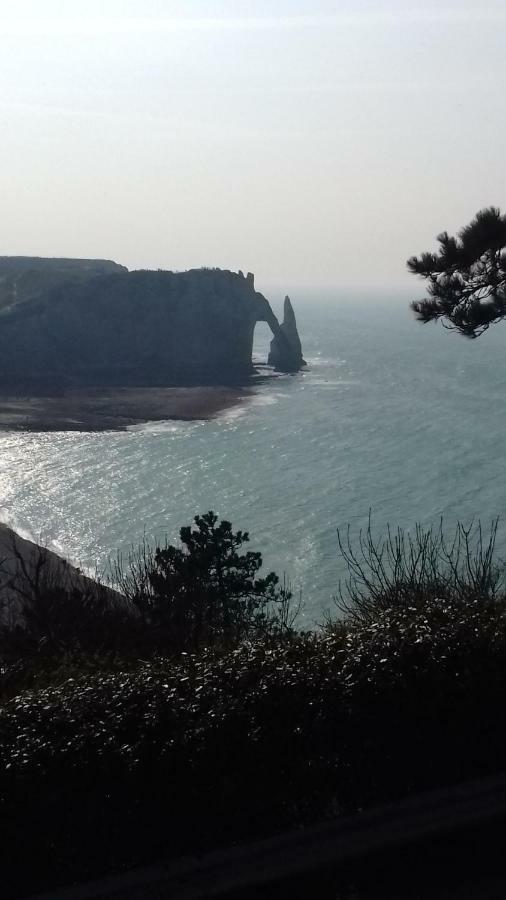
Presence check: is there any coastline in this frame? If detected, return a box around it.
[0,385,252,432]
[0,521,119,618]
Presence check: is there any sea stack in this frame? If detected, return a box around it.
[268,295,306,372]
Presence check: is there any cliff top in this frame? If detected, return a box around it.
[0,256,126,273]
[0,256,127,312]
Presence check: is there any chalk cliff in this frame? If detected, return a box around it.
[0,262,304,389]
[268,295,306,371]
[0,256,127,312]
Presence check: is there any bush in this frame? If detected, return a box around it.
[2,517,506,897]
[332,517,503,622]
[0,512,298,675]
[3,603,506,897]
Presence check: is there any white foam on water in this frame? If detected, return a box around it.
[0,507,37,544]
[219,406,248,422]
[308,379,359,387]
[0,507,79,567]
[252,392,288,406]
[218,390,288,423]
[305,356,346,366]
[126,420,196,435]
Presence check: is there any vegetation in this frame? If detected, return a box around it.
[0,513,297,697]
[1,514,506,897]
[408,206,506,337]
[333,516,501,621]
[116,511,296,651]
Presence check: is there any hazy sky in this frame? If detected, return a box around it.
[1,1,506,290]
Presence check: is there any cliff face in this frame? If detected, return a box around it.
[268,295,306,371]
[0,257,127,312]
[0,264,304,389]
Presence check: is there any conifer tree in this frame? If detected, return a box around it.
[408,207,506,337]
[138,511,287,648]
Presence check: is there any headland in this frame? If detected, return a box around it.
[0,257,304,429]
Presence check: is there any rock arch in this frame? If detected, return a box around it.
[255,295,305,372]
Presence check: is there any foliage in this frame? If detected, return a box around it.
[332,516,503,623]
[1,585,139,661]
[3,516,506,897]
[116,511,296,651]
[3,592,506,896]
[0,513,298,671]
[408,207,506,336]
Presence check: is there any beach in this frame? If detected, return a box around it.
[0,385,251,432]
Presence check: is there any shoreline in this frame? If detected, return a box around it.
[0,385,252,432]
[0,521,118,617]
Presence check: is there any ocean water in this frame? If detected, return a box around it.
[1,292,506,624]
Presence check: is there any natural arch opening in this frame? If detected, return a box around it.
[252,320,273,366]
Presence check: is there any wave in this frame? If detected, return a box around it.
[308,378,359,387]
[304,356,346,366]
[126,420,201,435]
[218,391,288,423]
[0,507,40,544]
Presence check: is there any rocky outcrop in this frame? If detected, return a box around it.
[0,262,304,390]
[268,295,306,371]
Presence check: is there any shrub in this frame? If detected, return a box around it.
[3,607,506,897]
[0,513,298,681]
[3,516,506,897]
[332,517,504,623]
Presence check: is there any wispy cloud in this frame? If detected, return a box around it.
[1,10,506,38]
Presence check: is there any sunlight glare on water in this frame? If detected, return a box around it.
[1,295,506,623]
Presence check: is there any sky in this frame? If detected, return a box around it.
[1,0,506,291]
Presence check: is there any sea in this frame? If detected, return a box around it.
[1,289,506,625]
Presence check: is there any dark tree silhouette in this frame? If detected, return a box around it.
[408,207,506,337]
[136,511,290,648]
